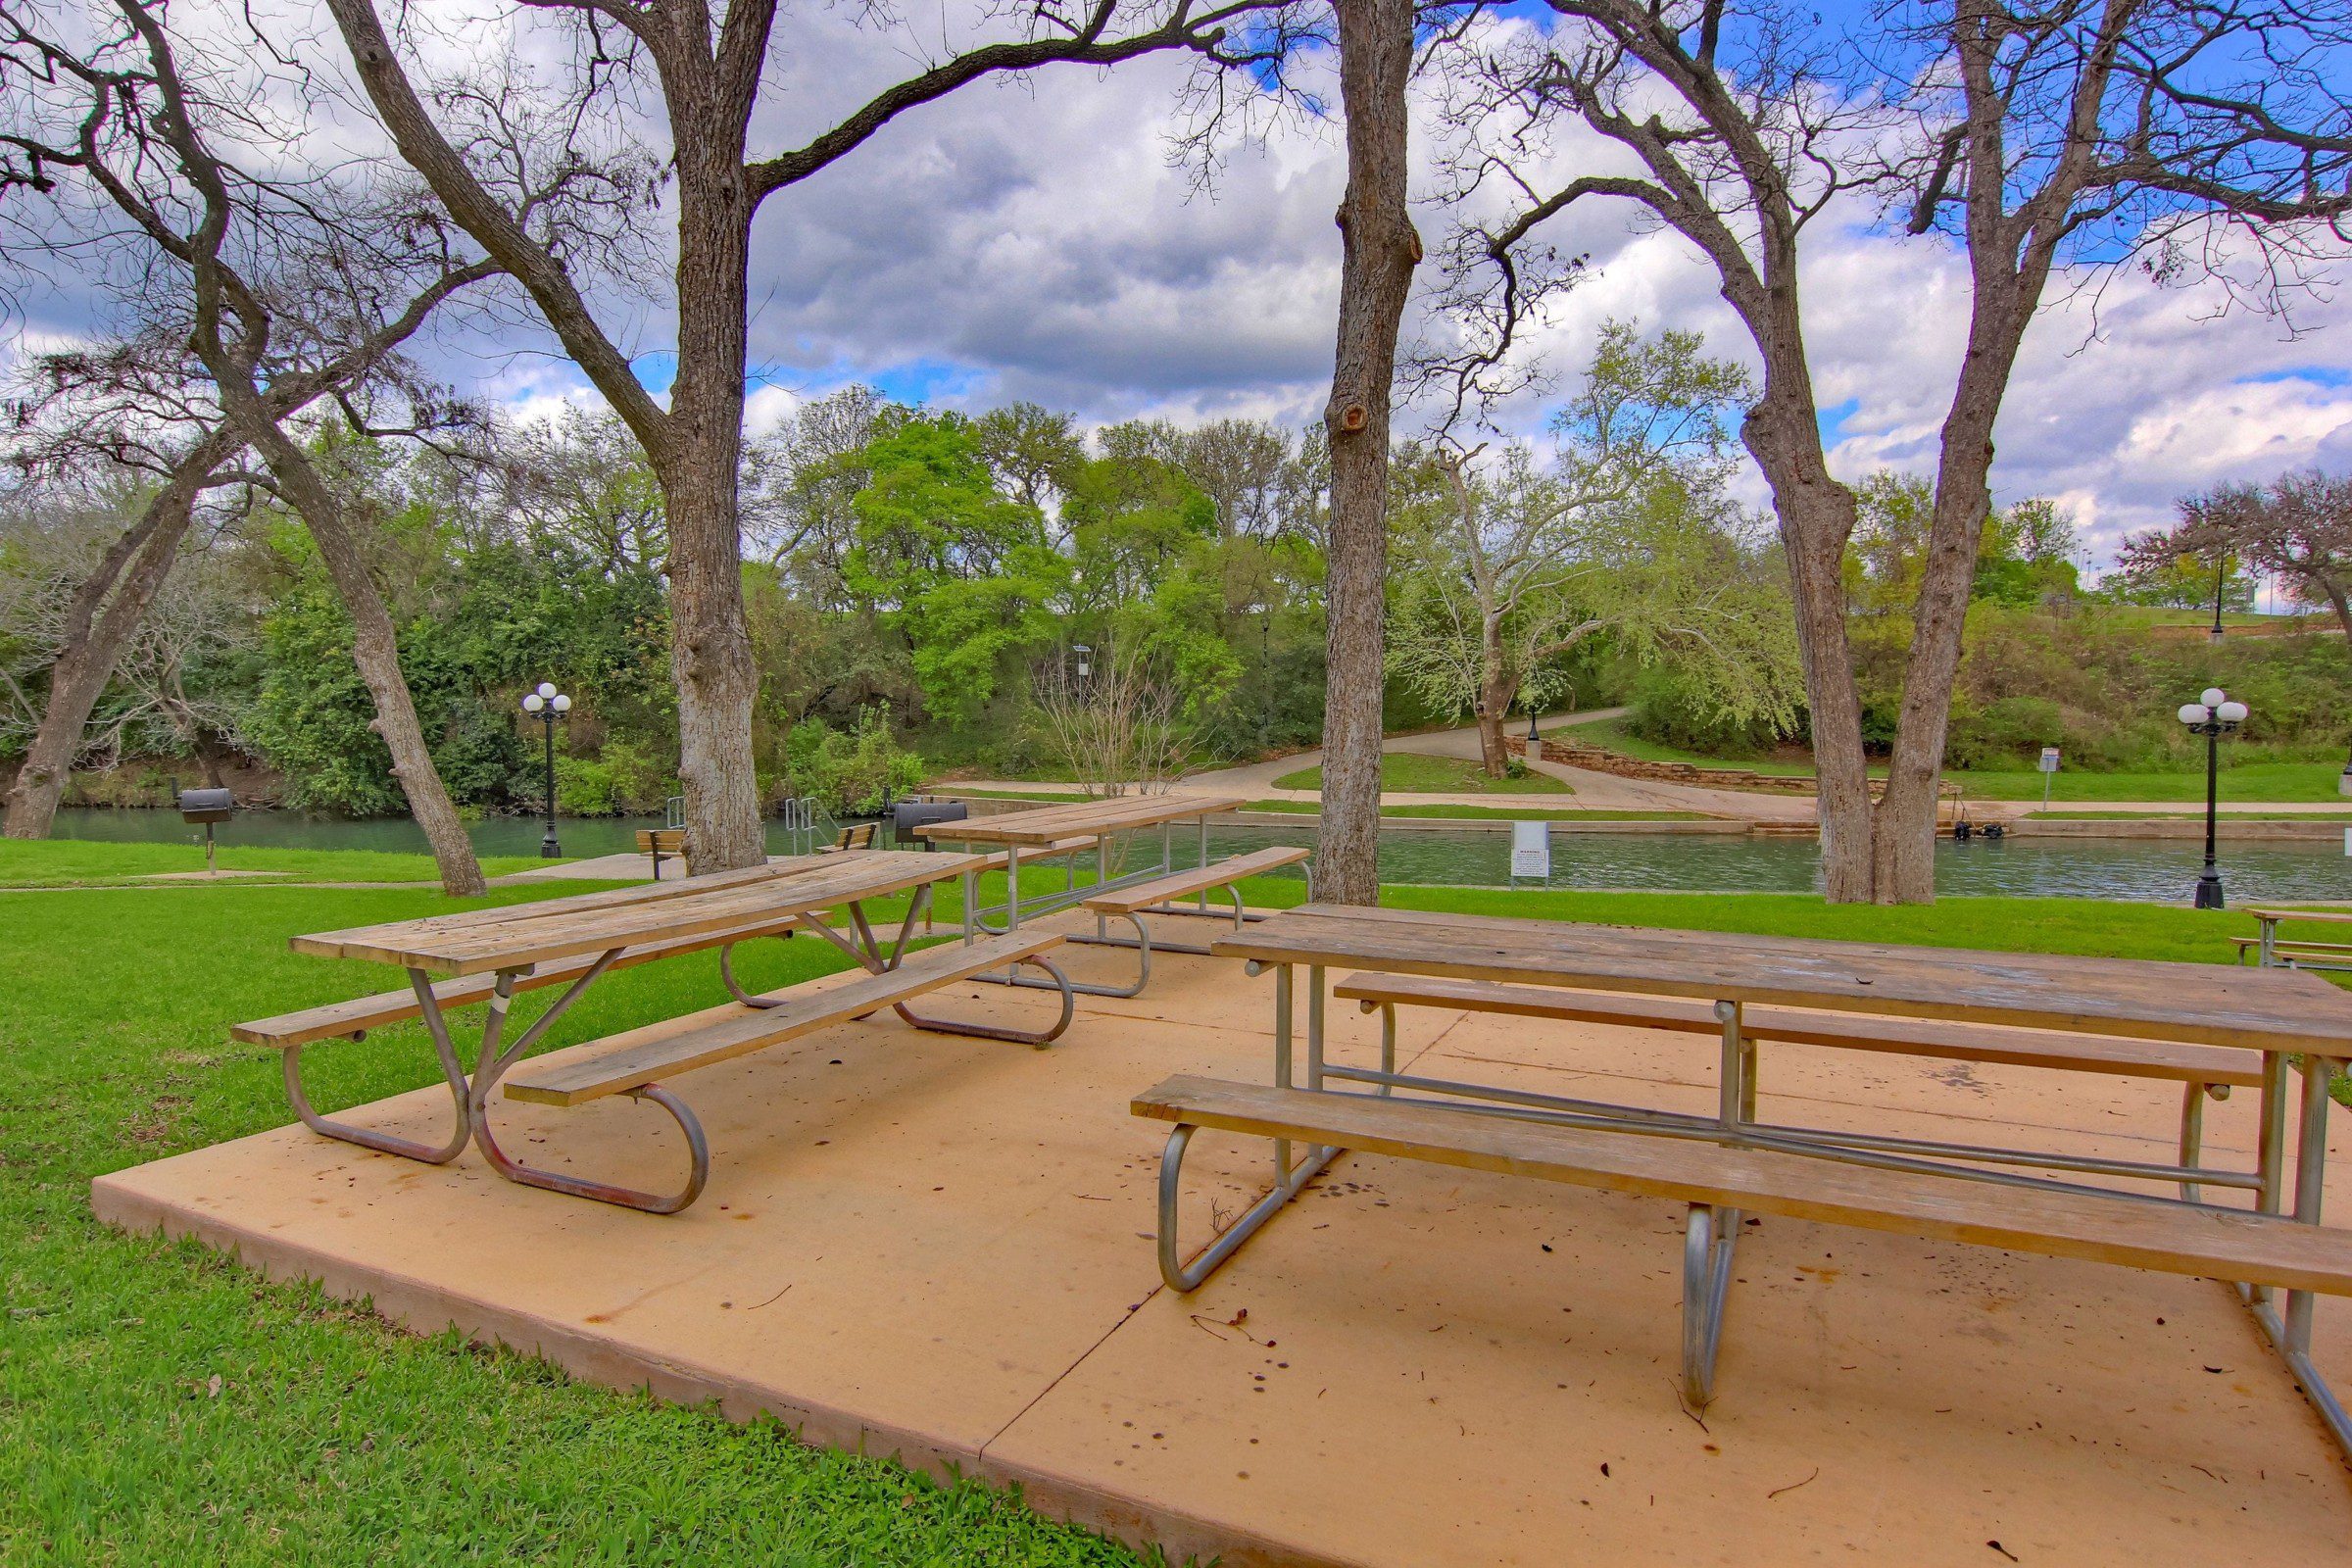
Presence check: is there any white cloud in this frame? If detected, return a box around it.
[9,0,2347,568]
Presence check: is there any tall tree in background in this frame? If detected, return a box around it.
[327,0,1302,872]
[2165,471,2352,639]
[0,342,245,838]
[1439,0,2352,902]
[1386,324,1788,772]
[1317,0,1425,906]
[0,0,544,893]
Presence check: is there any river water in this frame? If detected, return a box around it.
[45,807,2352,904]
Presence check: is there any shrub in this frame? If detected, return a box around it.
[552,738,672,817]
[785,707,925,815]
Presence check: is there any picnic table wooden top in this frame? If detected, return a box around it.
[912,793,1249,845]
[2247,906,2352,925]
[291,850,982,976]
[1210,903,2352,1054]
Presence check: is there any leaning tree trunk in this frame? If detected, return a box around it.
[1315,0,1421,906]
[1743,391,1875,903]
[3,434,230,837]
[659,164,766,874]
[228,408,487,898]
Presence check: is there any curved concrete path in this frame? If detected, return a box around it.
[947,709,1823,821]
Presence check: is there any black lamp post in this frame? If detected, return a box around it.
[2177,686,2245,908]
[522,681,570,858]
[2208,556,2228,643]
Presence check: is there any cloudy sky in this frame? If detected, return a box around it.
[9,0,2350,568]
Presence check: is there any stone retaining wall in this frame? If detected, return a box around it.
[1510,737,1817,794]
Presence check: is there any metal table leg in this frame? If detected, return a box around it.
[2242,1052,2351,1459]
[1156,958,1340,1291]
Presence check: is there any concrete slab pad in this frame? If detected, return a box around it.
[95,914,2352,1565]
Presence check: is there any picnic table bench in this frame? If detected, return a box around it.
[2241,906,2352,972]
[246,852,1072,1212]
[1134,1074,2352,1406]
[917,794,1306,997]
[1145,904,2352,1460]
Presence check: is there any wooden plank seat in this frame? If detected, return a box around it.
[2232,934,2352,969]
[819,822,877,853]
[1334,972,2264,1201]
[485,929,1074,1211]
[1133,1073,2352,1418]
[635,827,686,879]
[1062,846,1313,999]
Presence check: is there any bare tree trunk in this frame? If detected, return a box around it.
[1315,0,1421,906]
[1874,371,2010,903]
[1476,613,1512,774]
[229,409,488,897]
[3,436,230,837]
[1744,392,1875,902]
[661,176,765,872]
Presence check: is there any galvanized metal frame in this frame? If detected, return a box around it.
[964,808,1304,1000]
[1152,959,2352,1460]
[282,878,1074,1214]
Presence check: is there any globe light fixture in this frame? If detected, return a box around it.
[523,682,571,858]
[2177,686,2246,908]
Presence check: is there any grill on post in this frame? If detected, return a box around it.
[178,788,234,875]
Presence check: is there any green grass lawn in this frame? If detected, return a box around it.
[2029,809,2352,820]
[1562,718,2349,804]
[0,869,1153,1565]
[1271,752,1573,795]
[0,838,554,887]
[1954,760,2351,803]
[3,851,2338,1560]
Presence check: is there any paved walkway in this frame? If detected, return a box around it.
[951,709,1801,822]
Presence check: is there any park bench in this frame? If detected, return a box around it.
[493,928,1071,1210]
[822,822,878,853]
[1333,973,2263,1197]
[635,827,686,880]
[2231,935,2352,972]
[1073,846,1312,997]
[1133,1072,2352,1413]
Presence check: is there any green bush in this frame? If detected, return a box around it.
[785,708,926,815]
[552,738,673,817]
[1625,665,1792,757]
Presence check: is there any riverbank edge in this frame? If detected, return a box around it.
[932,794,2348,841]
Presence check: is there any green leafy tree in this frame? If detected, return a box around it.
[842,416,1070,726]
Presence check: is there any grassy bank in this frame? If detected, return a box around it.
[2029,809,2352,821]
[0,838,555,887]
[3,854,2335,1560]
[1270,753,1572,795]
[1559,717,2350,803]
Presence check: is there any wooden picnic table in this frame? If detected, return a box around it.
[2243,906,2352,970]
[1204,902,2352,1452]
[275,850,991,1188]
[914,793,1250,935]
